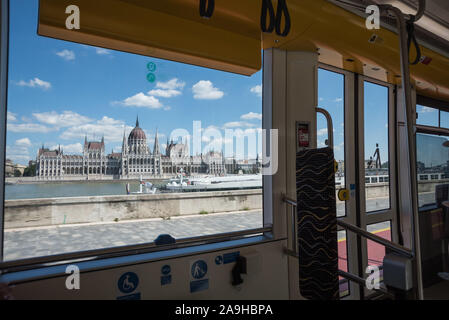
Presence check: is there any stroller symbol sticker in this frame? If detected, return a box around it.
[118,272,139,294]
[191,260,208,279]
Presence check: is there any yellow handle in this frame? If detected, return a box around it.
[338,189,350,201]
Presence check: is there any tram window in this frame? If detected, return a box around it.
[416,133,449,208]
[366,221,392,284]
[416,105,439,127]
[364,81,390,213]
[365,178,370,184]
[378,177,384,183]
[318,68,346,217]
[338,230,350,298]
[441,111,449,129]
[2,1,264,262]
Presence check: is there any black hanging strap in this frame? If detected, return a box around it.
[199,0,215,19]
[406,16,421,65]
[275,0,291,37]
[261,0,276,33]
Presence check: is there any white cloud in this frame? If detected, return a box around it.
[7,123,56,133]
[60,116,134,143]
[16,138,32,147]
[241,112,262,121]
[7,112,17,122]
[33,111,92,127]
[50,143,83,154]
[223,121,255,129]
[317,128,328,136]
[419,106,436,113]
[155,78,185,90]
[96,48,111,55]
[6,145,30,163]
[146,78,185,101]
[7,139,34,163]
[16,78,52,90]
[250,85,262,97]
[118,93,163,109]
[192,81,224,100]
[148,89,182,98]
[334,98,343,102]
[56,49,76,61]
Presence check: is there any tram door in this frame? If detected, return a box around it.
[317,67,398,299]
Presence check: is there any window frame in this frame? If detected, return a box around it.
[358,76,397,226]
[0,0,273,270]
[416,95,449,210]
[319,63,358,299]
[0,0,9,264]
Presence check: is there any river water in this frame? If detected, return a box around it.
[5,181,166,200]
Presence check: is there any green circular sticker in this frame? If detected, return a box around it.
[147,62,157,72]
[147,73,156,83]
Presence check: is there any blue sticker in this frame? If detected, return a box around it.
[215,255,223,265]
[161,265,171,275]
[116,293,141,300]
[191,260,208,279]
[147,62,157,72]
[190,279,209,293]
[147,73,156,83]
[161,275,172,286]
[223,251,240,264]
[118,272,139,294]
[350,184,356,190]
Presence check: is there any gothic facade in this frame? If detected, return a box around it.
[36,118,226,180]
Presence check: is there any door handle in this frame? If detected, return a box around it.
[338,189,350,201]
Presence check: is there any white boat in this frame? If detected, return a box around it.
[127,176,158,194]
[166,174,262,191]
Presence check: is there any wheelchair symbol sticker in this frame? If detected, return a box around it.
[118,272,139,294]
[191,260,208,279]
[161,265,171,275]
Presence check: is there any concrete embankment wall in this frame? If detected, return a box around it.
[4,181,440,230]
[4,190,262,229]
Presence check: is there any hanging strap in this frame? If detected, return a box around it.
[199,0,215,19]
[275,0,291,37]
[261,0,276,33]
[406,17,421,65]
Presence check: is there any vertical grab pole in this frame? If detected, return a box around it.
[379,3,425,299]
[291,204,297,255]
[316,108,334,149]
[0,0,10,263]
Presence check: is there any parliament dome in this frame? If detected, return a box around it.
[128,117,146,141]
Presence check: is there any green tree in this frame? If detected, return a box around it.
[23,163,36,177]
[14,169,22,177]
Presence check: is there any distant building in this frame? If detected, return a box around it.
[5,159,27,177]
[5,159,14,177]
[36,117,227,180]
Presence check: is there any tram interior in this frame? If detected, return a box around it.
[0,0,449,301]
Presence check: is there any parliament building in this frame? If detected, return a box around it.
[36,118,226,180]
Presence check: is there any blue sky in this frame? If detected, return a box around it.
[317,70,390,164]
[7,1,392,167]
[6,0,264,164]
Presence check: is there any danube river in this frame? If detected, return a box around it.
[5,180,165,200]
